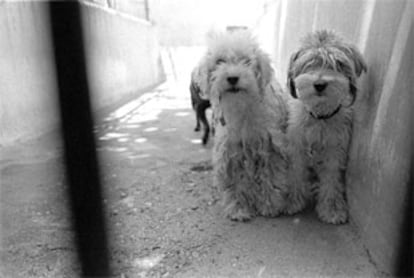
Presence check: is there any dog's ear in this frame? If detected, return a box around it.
[344,44,367,77]
[347,81,358,106]
[341,45,366,106]
[287,75,297,99]
[255,50,274,92]
[287,50,301,98]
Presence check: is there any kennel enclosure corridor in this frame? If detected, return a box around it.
[0,0,412,277]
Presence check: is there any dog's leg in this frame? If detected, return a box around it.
[190,80,202,132]
[194,119,201,132]
[210,111,215,136]
[198,101,210,145]
[284,178,308,215]
[284,148,309,215]
[258,189,285,218]
[194,105,201,132]
[223,190,254,221]
[214,157,254,221]
[315,163,348,224]
[256,150,291,218]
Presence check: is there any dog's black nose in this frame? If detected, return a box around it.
[227,76,239,85]
[314,82,327,92]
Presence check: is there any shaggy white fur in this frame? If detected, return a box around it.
[286,30,367,224]
[199,30,293,221]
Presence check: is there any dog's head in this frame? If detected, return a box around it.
[287,30,367,118]
[199,30,274,107]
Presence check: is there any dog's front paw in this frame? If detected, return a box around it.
[202,133,209,145]
[225,203,254,222]
[227,209,254,222]
[316,198,348,224]
[260,207,282,218]
[283,191,307,216]
[285,201,306,216]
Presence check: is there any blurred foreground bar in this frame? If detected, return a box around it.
[48,2,111,277]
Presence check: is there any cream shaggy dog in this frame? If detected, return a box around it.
[286,30,367,224]
[199,30,293,221]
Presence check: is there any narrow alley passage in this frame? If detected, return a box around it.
[0,48,381,278]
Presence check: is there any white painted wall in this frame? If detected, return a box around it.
[257,0,413,274]
[0,2,59,146]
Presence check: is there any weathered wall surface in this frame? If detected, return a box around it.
[81,2,165,112]
[0,2,165,145]
[0,2,59,146]
[257,0,413,274]
[346,2,413,274]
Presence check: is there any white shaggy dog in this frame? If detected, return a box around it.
[199,30,292,221]
[286,30,367,224]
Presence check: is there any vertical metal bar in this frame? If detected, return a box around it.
[396,159,413,277]
[48,2,111,277]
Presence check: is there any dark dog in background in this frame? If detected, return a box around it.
[190,68,212,145]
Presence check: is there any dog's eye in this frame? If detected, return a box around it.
[243,58,252,65]
[216,58,225,65]
[336,61,348,72]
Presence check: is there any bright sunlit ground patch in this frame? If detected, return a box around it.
[143,127,159,132]
[99,132,128,141]
[104,132,127,138]
[104,147,128,152]
[133,253,164,270]
[134,138,148,143]
[109,91,163,120]
[190,139,202,144]
[124,124,141,129]
[117,138,129,143]
[175,112,190,117]
[128,153,151,159]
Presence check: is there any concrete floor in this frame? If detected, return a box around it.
[0,48,382,278]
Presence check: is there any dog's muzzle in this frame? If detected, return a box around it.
[226,86,241,93]
[226,76,241,93]
[309,104,342,120]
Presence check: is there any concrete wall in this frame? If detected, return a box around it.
[347,1,413,274]
[0,2,165,146]
[257,0,413,274]
[81,2,164,113]
[0,2,59,146]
